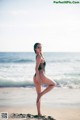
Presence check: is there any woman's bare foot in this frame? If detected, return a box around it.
[38,113,42,116]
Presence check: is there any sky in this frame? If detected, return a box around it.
[0,0,80,52]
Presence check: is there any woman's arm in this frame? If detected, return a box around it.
[35,55,41,74]
[35,55,41,83]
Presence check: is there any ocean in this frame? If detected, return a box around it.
[0,52,80,89]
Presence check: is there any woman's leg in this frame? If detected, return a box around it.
[33,76,42,116]
[38,74,56,102]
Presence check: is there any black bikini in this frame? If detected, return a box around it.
[38,61,46,71]
[34,61,46,76]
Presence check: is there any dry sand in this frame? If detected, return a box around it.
[0,106,80,120]
[0,88,80,120]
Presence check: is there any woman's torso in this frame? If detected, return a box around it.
[38,60,46,71]
[35,55,46,75]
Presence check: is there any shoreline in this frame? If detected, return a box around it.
[0,87,80,108]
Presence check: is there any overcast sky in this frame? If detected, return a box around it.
[0,0,80,52]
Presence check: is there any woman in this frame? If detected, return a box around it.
[33,43,56,116]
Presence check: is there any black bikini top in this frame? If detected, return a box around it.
[38,61,46,71]
[36,54,46,71]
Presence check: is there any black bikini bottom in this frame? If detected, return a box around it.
[34,70,45,77]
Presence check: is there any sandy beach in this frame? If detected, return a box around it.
[0,107,80,120]
[0,87,80,120]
